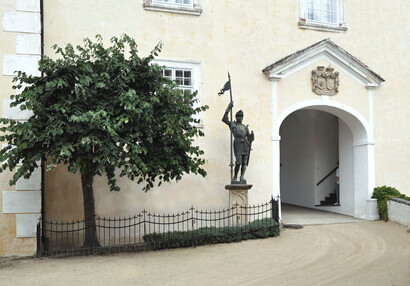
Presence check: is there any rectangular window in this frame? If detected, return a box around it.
[153,0,192,7]
[306,0,337,24]
[162,68,193,94]
[154,59,202,125]
[299,0,347,32]
[144,0,202,16]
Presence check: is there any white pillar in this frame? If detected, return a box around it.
[270,78,281,217]
[353,142,374,219]
[270,78,279,119]
[270,78,281,197]
[272,136,281,198]
[367,86,375,141]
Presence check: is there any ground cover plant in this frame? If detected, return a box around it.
[372,186,410,221]
[143,218,280,250]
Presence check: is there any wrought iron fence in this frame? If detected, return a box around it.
[37,197,279,257]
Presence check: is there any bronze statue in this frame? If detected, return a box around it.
[222,102,254,184]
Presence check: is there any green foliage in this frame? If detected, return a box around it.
[143,218,280,250]
[0,34,208,191]
[371,186,410,221]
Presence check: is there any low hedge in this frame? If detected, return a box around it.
[371,186,410,221]
[143,218,280,250]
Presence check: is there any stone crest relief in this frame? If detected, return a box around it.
[312,66,339,96]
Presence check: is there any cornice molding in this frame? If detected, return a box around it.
[262,39,385,87]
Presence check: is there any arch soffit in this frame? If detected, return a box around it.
[274,99,370,145]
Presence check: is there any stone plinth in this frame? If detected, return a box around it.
[225,184,253,225]
[225,184,253,208]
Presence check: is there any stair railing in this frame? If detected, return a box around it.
[316,166,338,186]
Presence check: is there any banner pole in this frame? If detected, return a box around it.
[228,72,234,182]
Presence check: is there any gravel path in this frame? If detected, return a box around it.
[1,221,409,286]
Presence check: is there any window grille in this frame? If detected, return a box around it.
[163,68,193,93]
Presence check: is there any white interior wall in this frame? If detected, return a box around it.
[280,110,340,209]
[275,99,372,219]
[316,119,354,216]
[314,111,339,205]
[280,110,315,207]
[353,144,370,218]
[339,119,354,215]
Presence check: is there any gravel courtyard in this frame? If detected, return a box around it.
[1,220,409,286]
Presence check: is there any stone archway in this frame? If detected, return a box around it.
[262,39,384,220]
[272,99,374,219]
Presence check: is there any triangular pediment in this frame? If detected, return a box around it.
[262,39,384,87]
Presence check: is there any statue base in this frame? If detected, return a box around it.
[230,179,247,185]
[225,184,253,225]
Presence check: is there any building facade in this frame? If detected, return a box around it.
[1,0,409,255]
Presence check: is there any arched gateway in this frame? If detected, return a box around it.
[263,39,384,219]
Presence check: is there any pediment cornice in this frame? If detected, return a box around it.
[262,39,384,87]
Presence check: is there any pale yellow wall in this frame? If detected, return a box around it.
[362,1,410,194]
[276,59,370,122]
[0,0,16,121]
[1,0,408,255]
[1,0,18,256]
[6,0,406,224]
[0,0,40,256]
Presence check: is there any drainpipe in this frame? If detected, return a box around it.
[40,0,44,62]
[40,0,46,249]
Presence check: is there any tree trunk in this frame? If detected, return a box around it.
[81,173,100,247]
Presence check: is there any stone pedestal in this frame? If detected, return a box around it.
[366,198,380,220]
[225,184,253,225]
[225,184,253,208]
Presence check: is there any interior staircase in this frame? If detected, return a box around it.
[318,192,339,206]
[316,166,340,206]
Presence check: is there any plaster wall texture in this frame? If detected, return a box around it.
[0,0,41,256]
[0,1,409,252]
[337,119,354,215]
[276,59,370,124]
[280,110,316,207]
[387,199,410,227]
[280,110,347,213]
[16,0,39,12]
[0,11,15,124]
[37,0,410,222]
[313,112,339,205]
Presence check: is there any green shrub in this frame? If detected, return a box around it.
[143,218,280,250]
[371,186,410,221]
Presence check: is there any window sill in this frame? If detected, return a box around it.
[298,20,347,33]
[143,2,202,16]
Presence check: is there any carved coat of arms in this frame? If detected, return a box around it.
[312,66,339,96]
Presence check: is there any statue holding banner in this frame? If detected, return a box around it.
[222,102,254,184]
[219,73,254,211]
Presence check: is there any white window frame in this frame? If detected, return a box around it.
[299,0,347,32]
[153,59,203,126]
[143,0,202,16]
[153,0,193,8]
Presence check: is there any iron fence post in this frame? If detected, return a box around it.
[271,196,274,221]
[36,221,41,258]
[191,207,195,247]
[143,210,146,237]
[271,196,279,225]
